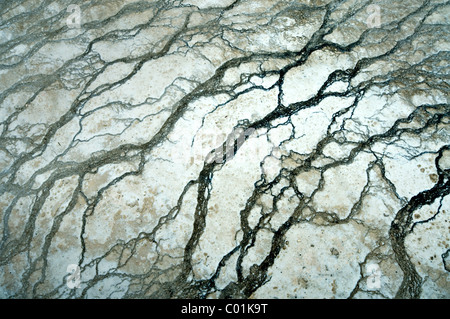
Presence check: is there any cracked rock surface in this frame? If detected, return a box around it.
[0,0,449,299]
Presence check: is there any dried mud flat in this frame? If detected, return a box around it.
[0,0,449,299]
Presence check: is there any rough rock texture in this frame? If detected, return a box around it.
[0,0,449,299]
